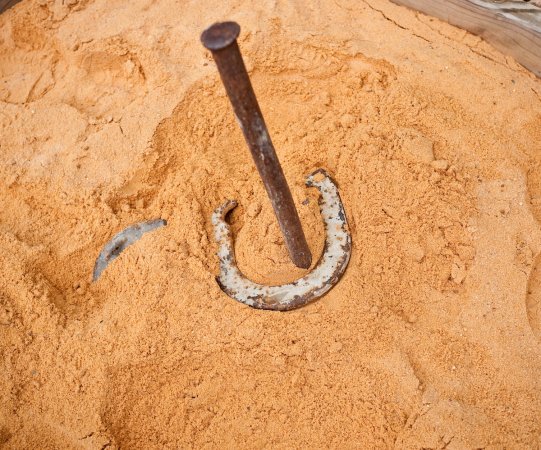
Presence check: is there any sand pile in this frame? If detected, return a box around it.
[1,0,541,448]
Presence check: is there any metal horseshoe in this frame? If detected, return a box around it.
[212,169,351,311]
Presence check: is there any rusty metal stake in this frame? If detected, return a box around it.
[201,21,312,269]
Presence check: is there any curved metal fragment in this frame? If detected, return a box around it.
[93,219,166,281]
[212,169,351,311]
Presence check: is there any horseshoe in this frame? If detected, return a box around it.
[212,169,351,311]
[93,219,166,282]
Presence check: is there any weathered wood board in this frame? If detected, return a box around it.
[390,0,541,77]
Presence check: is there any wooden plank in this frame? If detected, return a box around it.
[389,0,541,77]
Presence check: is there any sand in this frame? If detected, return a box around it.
[1,0,541,448]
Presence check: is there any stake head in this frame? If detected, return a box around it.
[201,21,240,51]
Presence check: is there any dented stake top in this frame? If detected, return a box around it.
[201,21,312,269]
[200,21,240,50]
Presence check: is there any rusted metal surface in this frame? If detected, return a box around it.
[93,219,166,281]
[0,0,20,14]
[212,169,351,311]
[201,21,312,269]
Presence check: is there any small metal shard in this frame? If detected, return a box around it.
[212,169,351,311]
[92,219,166,282]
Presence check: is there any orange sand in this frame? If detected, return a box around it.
[1,0,541,448]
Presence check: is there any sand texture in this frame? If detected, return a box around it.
[1,0,541,448]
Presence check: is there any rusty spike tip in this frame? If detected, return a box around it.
[201,21,241,51]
